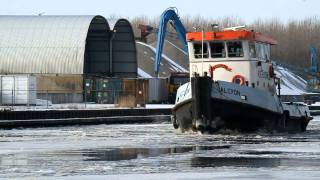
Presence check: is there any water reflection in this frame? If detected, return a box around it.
[191,157,320,168]
[84,147,193,161]
[242,150,284,155]
[57,145,231,162]
[191,157,281,168]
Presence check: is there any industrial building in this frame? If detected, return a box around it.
[0,15,137,76]
[0,15,137,104]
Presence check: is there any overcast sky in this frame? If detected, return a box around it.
[1,0,318,22]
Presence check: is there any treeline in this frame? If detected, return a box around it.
[127,15,320,68]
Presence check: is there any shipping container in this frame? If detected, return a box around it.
[148,78,168,103]
[94,78,122,104]
[37,75,83,104]
[0,75,37,105]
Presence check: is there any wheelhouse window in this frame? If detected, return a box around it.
[256,43,270,61]
[193,42,208,59]
[260,44,266,60]
[227,41,244,57]
[265,44,271,61]
[249,42,256,58]
[210,42,226,58]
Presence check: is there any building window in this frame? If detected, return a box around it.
[193,42,209,59]
[227,41,244,57]
[210,42,226,58]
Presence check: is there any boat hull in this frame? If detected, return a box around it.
[172,76,311,133]
[172,98,310,133]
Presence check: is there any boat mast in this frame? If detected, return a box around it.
[201,28,204,75]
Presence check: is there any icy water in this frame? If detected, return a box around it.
[1,118,320,179]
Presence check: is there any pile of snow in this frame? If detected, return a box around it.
[274,65,307,95]
[5,103,173,111]
[145,104,174,109]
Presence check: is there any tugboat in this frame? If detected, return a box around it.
[171,27,312,133]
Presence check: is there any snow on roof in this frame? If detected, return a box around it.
[136,42,188,73]
[274,65,307,95]
[165,40,188,55]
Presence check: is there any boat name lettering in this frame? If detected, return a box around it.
[219,87,241,96]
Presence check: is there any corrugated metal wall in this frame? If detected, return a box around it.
[84,16,110,74]
[112,19,137,78]
[0,15,137,78]
[0,16,94,74]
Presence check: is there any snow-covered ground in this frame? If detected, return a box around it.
[0,103,173,111]
[309,102,320,107]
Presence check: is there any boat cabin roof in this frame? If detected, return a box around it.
[186,30,277,45]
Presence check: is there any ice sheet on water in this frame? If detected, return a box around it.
[20,170,320,180]
[1,121,320,178]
